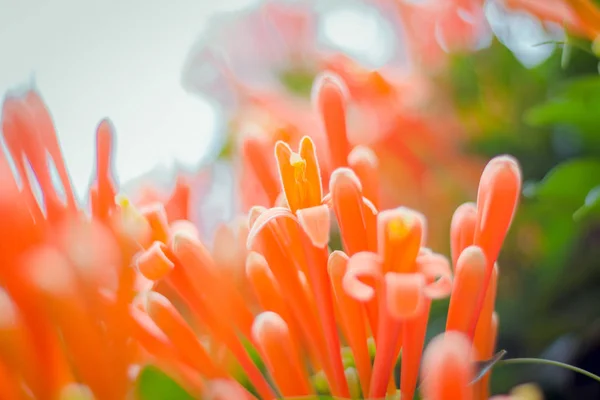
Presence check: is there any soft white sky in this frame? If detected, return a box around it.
[0,0,553,200]
[0,0,260,199]
[0,0,395,200]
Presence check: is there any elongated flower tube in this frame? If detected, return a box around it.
[0,91,151,399]
[0,82,527,400]
[314,73,351,170]
[470,156,521,337]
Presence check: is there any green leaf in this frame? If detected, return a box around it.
[135,365,194,400]
[533,159,600,212]
[525,99,599,128]
[279,68,316,98]
[524,76,600,150]
[471,350,507,384]
[574,186,600,221]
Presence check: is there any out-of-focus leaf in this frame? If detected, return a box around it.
[217,132,235,160]
[525,99,598,128]
[135,365,194,400]
[279,68,315,98]
[574,186,600,222]
[525,76,600,151]
[231,339,265,398]
[533,159,600,211]
[311,371,331,396]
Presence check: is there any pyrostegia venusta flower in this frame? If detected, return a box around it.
[0,79,522,399]
[136,111,518,399]
[238,71,483,250]
[504,0,600,40]
[183,1,486,247]
[0,90,204,399]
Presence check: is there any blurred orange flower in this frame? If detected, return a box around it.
[504,0,600,40]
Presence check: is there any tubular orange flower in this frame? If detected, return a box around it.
[237,68,482,250]
[0,91,143,399]
[1,79,524,400]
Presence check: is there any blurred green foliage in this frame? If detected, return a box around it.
[440,36,600,398]
[278,67,316,99]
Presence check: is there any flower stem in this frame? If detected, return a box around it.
[500,358,600,384]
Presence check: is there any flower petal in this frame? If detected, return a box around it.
[247,207,296,250]
[385,272,425,319]
[343,252,382,302]
[297,205,330,248]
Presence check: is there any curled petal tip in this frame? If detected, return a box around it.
[328,250,349,267]
[135,242,174,281]
[343,251,382,302]
[327,250,349,278]
[248,206,267,229]
[274,192,288,207]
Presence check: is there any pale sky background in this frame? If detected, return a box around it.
[0,0,398,200]
[0,0,554,201]
[0,0,260,199]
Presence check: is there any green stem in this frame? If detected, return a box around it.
[500,358,600,384]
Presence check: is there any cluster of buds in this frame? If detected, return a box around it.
[0,74,522,400]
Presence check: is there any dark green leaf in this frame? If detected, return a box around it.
[533,159,600,211]
[574,186,600,221]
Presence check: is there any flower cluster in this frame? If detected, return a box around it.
[0,75,522,400]
[184,0,488,247]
